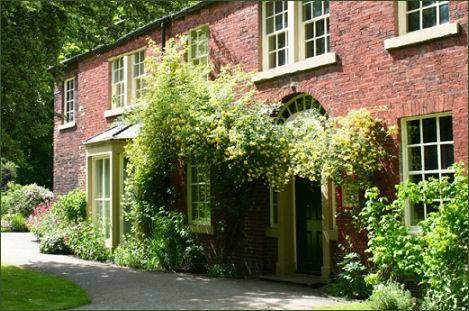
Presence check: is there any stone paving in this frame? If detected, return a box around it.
[1,232,345,310]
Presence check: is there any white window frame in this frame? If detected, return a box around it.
[262,1,290,70]
[401,112,454,228]
[132,50,146,102]
[397,1,450,35]
[188,25,209,65]
[269,189,279,227]
[298,0,331,60]
[92,156,111,241]
[63,77,75,124]
[109,48,146,112]
[187,163,211,226]
[111,56,127,108]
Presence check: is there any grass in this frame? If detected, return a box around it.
[1,265,90,310]
[312,301,371,310]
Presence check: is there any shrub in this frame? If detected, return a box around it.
[9,213,28,232]
[26,202,53,237]
[53,189,86,222]
[65,221,109,262]
[207,262,239,278]
[4,183,53,217]
[183,245,207,273]
[113,235,154,270]
[330,251,371,299]
[1,158,17,190]
[368,281,414,310]
[39,234,71,255]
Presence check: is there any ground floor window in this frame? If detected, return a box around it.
[120,156,131,237]
[187,164,211,225]
[401,113,454,225]
[93,157,111,239]
[269,189,279,227]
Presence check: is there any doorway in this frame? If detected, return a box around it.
[295,177,323,274]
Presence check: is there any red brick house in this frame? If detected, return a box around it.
[53,1,468,279]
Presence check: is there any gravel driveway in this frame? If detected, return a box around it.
[1,232,344,310]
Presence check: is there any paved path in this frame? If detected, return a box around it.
[1,232,345,310]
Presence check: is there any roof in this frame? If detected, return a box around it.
[84,123,142,145]
[57,1,214,69]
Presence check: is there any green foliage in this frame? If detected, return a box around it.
[368,281,414,311]
[330,236,371,299]
[53,189,86,222]
[113,235,154,270]
[1,159,17,190]
[65,221,110,262]
[8,214,28,232]
[39,234,71,255]
[207,263,240,278]
[2,183,54,218]
[1,0,192,188]
[362,163,468,310]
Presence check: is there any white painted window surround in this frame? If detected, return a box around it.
[384,1,458,50]
[256,1,337,83]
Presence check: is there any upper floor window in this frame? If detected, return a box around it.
[187,164,211,225]
[188,25,209,65]
[302,0,330,58]
[63,78,75,123]
[264,1,289,69]
[406,1,449,32]
[261,1,333,71]
[110,49,146,109]
[402,113,454,225]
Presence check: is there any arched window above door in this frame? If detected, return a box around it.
[275,93,327,124]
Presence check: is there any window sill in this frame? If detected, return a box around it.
[58,121,76,131]
[189,223,213,235]
[253,52,338,83]
[104,104,139,118]
[384,23,459,50]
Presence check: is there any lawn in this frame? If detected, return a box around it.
[1,265,90,310]
[312,301,371,310]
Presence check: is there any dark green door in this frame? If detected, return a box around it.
[295,177,323,274]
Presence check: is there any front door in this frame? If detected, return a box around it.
[295,177,323,274]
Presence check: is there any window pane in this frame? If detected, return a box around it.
[411,202,425,225]
[266,17,274,34]
[408,146,422,171]
[410,174,423,183]
[408,11,420,32]
[422,7,437,29]
[104,158,110,198]
[306,23,314,39]
[316,19,325,36]
[192,203,198,220]
[95,160,103,198]
[439,3,449,24]
[407,120,420,144]
[439,116,453,141]
[266,2,274,17]
[440,144,454,169]
[268,35,276,52]
[269,52,276,68]
[303,2,312,21]
[313,1,322,17]
[278,49,286,66]
[324,0,330,14]
[421,1,436,8]
[426,201,440,216]
[278,32,286,49]
[441,172,454,183]
[103,200,110,239]
[316,37,325,55]
[424,145,438,170]
[275,14,283,31]
[407,0,420,11]
[306,41,315,58]
[424,173,439,181]
[422,117,437,143]
[274,1,283,14]
[191,185,199,202]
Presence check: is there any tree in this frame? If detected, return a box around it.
[1,0,192,189]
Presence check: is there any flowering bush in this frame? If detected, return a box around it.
[2,183,53,217]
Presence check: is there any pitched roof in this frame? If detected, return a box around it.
[84,123,142,145]
[58,1,214,68]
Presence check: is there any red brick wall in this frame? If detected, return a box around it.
[54,1,468,273]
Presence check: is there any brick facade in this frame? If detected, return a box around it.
[53,1,468,274]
